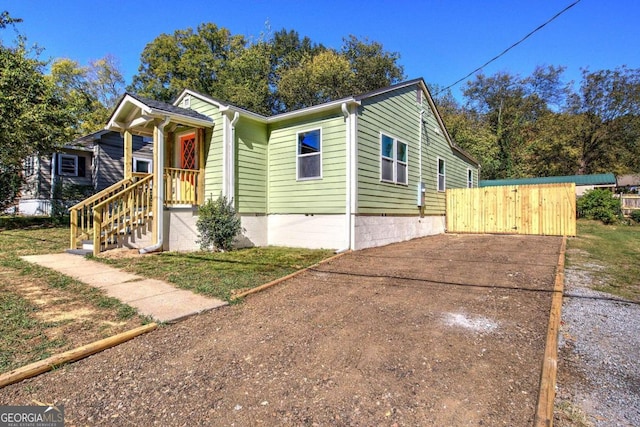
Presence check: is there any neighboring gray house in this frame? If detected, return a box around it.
[17,130,152,215]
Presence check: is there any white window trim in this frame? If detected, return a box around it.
[182,95,191,108]
[58,153,78,177]
[380,132,409,185]
[296,127,323,181]
[133,157,153,174]
[467,168,474,188]
[437,157,446,192]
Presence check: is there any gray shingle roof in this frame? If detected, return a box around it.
[126,92,213,123]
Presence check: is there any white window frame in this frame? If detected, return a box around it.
[58,153,78,177]
[182,95,191,108]
[23,156,36,176]
[380,133,408,185]
[437,157,446,192]
[467,168,474,188]
[133,157,153,174]
[296,128,322,181]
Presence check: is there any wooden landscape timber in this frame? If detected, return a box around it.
[534,236,567,427]
[0,323,158,388]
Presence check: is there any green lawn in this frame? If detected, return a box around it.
[566,219,640,302]
[95,246,335,301]
[0,221,142,373]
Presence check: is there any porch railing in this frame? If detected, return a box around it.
[69,176,144,249]
[165,167,200,205]
[69,168,200,254]
[92,174,154,256]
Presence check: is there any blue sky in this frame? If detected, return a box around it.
[3,0,639,102]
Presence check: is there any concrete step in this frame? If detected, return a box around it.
[65,248,93,256]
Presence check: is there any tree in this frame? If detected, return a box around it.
[50,55,125,136]
[130,23,245,102]
[130,24,405,114]
[278,50,354,110]
[568,67,640,175]
[463,66,568,179]
[0,12,72,209]
[341,35,405,94]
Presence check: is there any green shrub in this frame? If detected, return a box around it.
[630,209,640,223]
[196,194,242,251]
[577,189,622,224]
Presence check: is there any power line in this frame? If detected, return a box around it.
[436,0,582,95]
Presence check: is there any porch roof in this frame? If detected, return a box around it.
[106,93,214,136]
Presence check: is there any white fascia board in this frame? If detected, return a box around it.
[266,97,360,123]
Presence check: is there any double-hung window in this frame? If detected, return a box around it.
[437,158,446,192]
[58,154,78,176]
[297,128,322,180]
[58,154,86,177]
[133,157,152,173]
[467,168,474,188]
[380,133,408,185]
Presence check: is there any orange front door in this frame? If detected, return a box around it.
[179,134,196,200]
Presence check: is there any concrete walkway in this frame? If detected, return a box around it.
[21,253,227,323]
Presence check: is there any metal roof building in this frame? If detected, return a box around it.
[479,173,617,195]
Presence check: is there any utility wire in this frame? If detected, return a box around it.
[436,0,582,95]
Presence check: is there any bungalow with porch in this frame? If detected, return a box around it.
[69,78,479,255]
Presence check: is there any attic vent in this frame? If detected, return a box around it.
[182,95,191,108]
[416,88,422,104]
[434,126,441,135]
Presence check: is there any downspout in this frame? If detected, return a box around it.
[140,116,171,254]
[419,109,424,183]
[337,102,353,253]
[228,112,240,200]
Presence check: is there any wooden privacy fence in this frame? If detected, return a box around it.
[620,194,640,217]
[446,183,576,236]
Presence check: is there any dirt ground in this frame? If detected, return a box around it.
[0,234,562,426]
[0,265,143,370]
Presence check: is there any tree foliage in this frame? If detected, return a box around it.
[130,24,405,114]
[50,54,125,136]
[0,11,73,209]
[440,66,640,180]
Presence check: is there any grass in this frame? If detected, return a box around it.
[0,220,143,373]
[95,246,336,301]
[566,219,640,302]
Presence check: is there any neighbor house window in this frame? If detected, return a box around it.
[58,154,86,177]
[23,156,36,176]
[297,128,322,180]
[467,168,474,188]
[380,133,408,185]
[437,158,446,192]
[133,157,152,173]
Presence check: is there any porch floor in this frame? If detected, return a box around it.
[20,253,227,322]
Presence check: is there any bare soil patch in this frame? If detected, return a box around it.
[0,265,144,370]
[0,234,562,426]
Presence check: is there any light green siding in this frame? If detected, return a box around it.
[235,118,268,213]
[267,112,346,214]
[356,84,478,215]
[188,97,224,198]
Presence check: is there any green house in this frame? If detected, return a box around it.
[71,78,479,254]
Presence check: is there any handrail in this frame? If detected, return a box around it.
[94,175,153,210]
[69,177,136,250]
[68,178,133,211]
[92,174,154,256]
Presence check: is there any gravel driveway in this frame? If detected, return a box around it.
[555,257,640,426]
[0,234,563,426]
